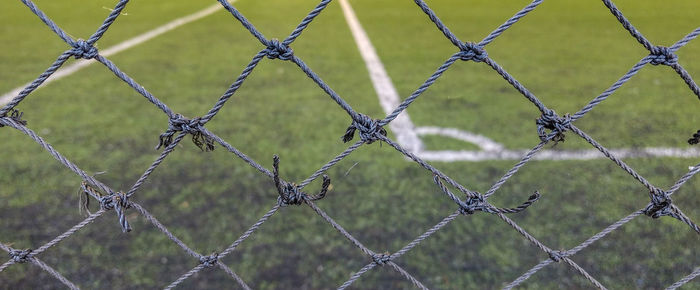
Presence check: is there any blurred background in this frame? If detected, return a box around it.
[1,0,699,289]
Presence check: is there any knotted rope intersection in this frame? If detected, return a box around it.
[8,249,32,264]
[342,113,387,144]
[643,188,700,233]
[0,109,27,127]
[273,155,331,206]
[157,114,214,151]
[433,175,541,215]
[70,39,99,60]
[649,46,678,66]
[199,253,219,268]
[265,39,294,61]
[535,109,571,143]
[457,42,488,62]
[688,129,700,145]
[2,0,700,289]
[81,181,132,233]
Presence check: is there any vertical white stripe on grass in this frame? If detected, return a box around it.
[339,0,700,161]
[0,1,237,106]
[339,0,424,154]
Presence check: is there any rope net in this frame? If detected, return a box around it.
[2,0,699,289]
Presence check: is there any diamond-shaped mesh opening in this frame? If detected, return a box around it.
[485,0,648,114]
[201,59,355,162]
[552,158,700,288]
[222,205,371,289]
[11,66,166,170]
[291,4,382,116]
[127,149,277,252]
[575,66,700,149]
[399,62,551,149]
[398,212,544,289]
[316,147,458,251]
[0,130,91,243]
[37,215,199,289]
[20,1,117,38]
[603,0,700,44]
[102,15,263,116]
[564,216,700,288]
[486,159,651,248]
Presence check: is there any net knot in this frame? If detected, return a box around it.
[199,253,219,268]
[100,192,132,232]
[273,155,331,206]
[265,39,294,60]
[71,39,99,59]
[649,46,677,66]
[342,114,387,144]
[688,130,700,145]
[372,253,391,265]
[644,189,700,233]
[643,189,673,219]
[277,180,305,206]
[535,109,570,143]
[169,114,201,134]
[157,114,214,151]
[548,250,564,262]
[457,42,488,62]
[459,194,490,215]
[0,109,27,127]
[9,249,32,263]
[434,176,542,215]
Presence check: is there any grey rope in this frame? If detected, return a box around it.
[272,155,331,206]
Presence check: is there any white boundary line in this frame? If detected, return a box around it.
[339,0,424,154]
[339,0,700,162]
[0,1,236,106]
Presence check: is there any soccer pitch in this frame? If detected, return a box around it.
[1,0,699,289]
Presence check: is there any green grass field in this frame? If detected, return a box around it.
[1,0,699,289]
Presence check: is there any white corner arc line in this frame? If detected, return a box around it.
[415,126,504,152]
[339,0,700,162]
[0,1,236,106]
